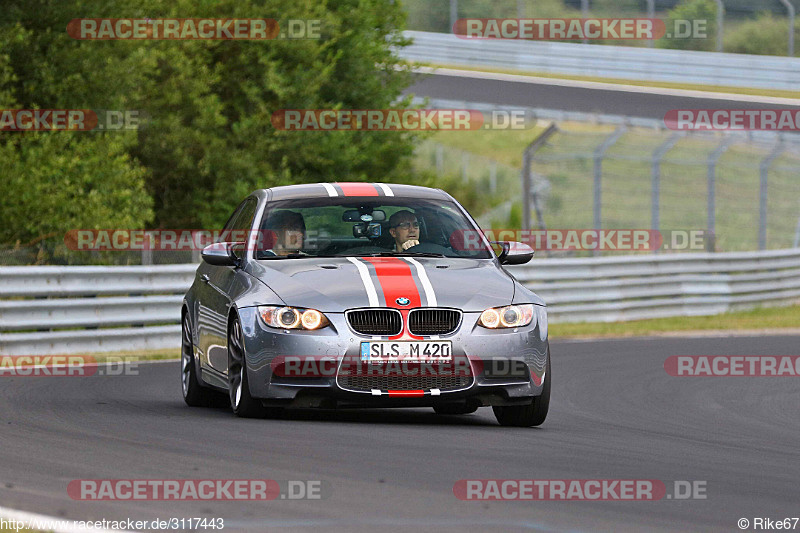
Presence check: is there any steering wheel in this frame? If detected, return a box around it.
[402,242,451,255]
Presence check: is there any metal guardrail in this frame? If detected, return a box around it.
[1,249,799,355]
[509,248,800,322]
[399,31,800,91]
[0,265,195,355]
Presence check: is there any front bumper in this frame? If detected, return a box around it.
[237,307,549,408]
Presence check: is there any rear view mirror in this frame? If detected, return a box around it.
[201,242,239,267]
[342,209,386,222]
[493,241,534,265]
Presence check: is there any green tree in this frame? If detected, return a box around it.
[1,0,420,241]
[724,12,800,56]
[0,132,153,262]
[0,20,153,261]
[657,0,718,52]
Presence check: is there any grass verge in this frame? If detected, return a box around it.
[550,304,800,339]
[88,350,179,363]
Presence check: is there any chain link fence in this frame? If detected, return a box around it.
[522,124,800,253]
[410,109,800,256]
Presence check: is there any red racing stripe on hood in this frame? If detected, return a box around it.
[361,257,422,309]
[362,256,423,340]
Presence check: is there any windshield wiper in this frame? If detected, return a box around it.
[257,253,337,260]
[362,251,447,258]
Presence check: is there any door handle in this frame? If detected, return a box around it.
[201,274,210,283]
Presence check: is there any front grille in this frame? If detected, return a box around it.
[347,309,402,336]
[408,309,461,335]
[338,373,472,392]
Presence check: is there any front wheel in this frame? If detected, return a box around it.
[227,316,269,418]
[493,357,550,427]
[182,313,222,407]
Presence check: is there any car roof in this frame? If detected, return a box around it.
[263,182,448,201]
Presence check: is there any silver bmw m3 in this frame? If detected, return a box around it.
[182,182,550,426]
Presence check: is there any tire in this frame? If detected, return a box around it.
[433,404,478,415]
[493,357,550,427]
[227,316,269,418]
[182,312,223,407]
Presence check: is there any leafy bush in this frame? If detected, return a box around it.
[657,0,718,51]
[0,0,420,245]
[724,12,800,56]
[0,132,153,263]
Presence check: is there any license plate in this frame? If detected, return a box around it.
[360,341,452,362]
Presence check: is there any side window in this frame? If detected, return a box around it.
[233,199,258,232]
[219,198,257,242]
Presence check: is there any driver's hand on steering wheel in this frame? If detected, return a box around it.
[401,239,419,251]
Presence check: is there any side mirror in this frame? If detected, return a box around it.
[201,242,239,267]
[494,241,534,265]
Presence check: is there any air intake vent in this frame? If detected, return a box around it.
[338,374,472,392]
[408,309,461,336]
[347,309,402,336]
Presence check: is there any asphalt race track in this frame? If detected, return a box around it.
[1,335,798,532]
[406,71,800,119]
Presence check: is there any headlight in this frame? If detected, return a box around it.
[258,306,330,330]
[478,304,535,329]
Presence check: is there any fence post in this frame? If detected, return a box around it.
[651,133,682,253]
[706,137,733,252]
[521,123,559,231]
[581,0,590,45]
[794,213,800,248]
[714,0,725,52]
[142,231,154,265]
[646,0,655,48]
[593,127,626,254]
[759,142,785,250]
[435,144,444,175]
[778,0,795,56]
[450,0,458,33]
[489,159,497,194]
[461,152,469,183]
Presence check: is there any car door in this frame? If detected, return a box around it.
[197,198,258,375]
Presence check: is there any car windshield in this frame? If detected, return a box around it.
[255,197,494,259]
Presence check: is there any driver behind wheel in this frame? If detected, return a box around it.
[262,210,305,256]
[388,210,420,252]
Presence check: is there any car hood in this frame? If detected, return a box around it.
[246,256,538,312]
